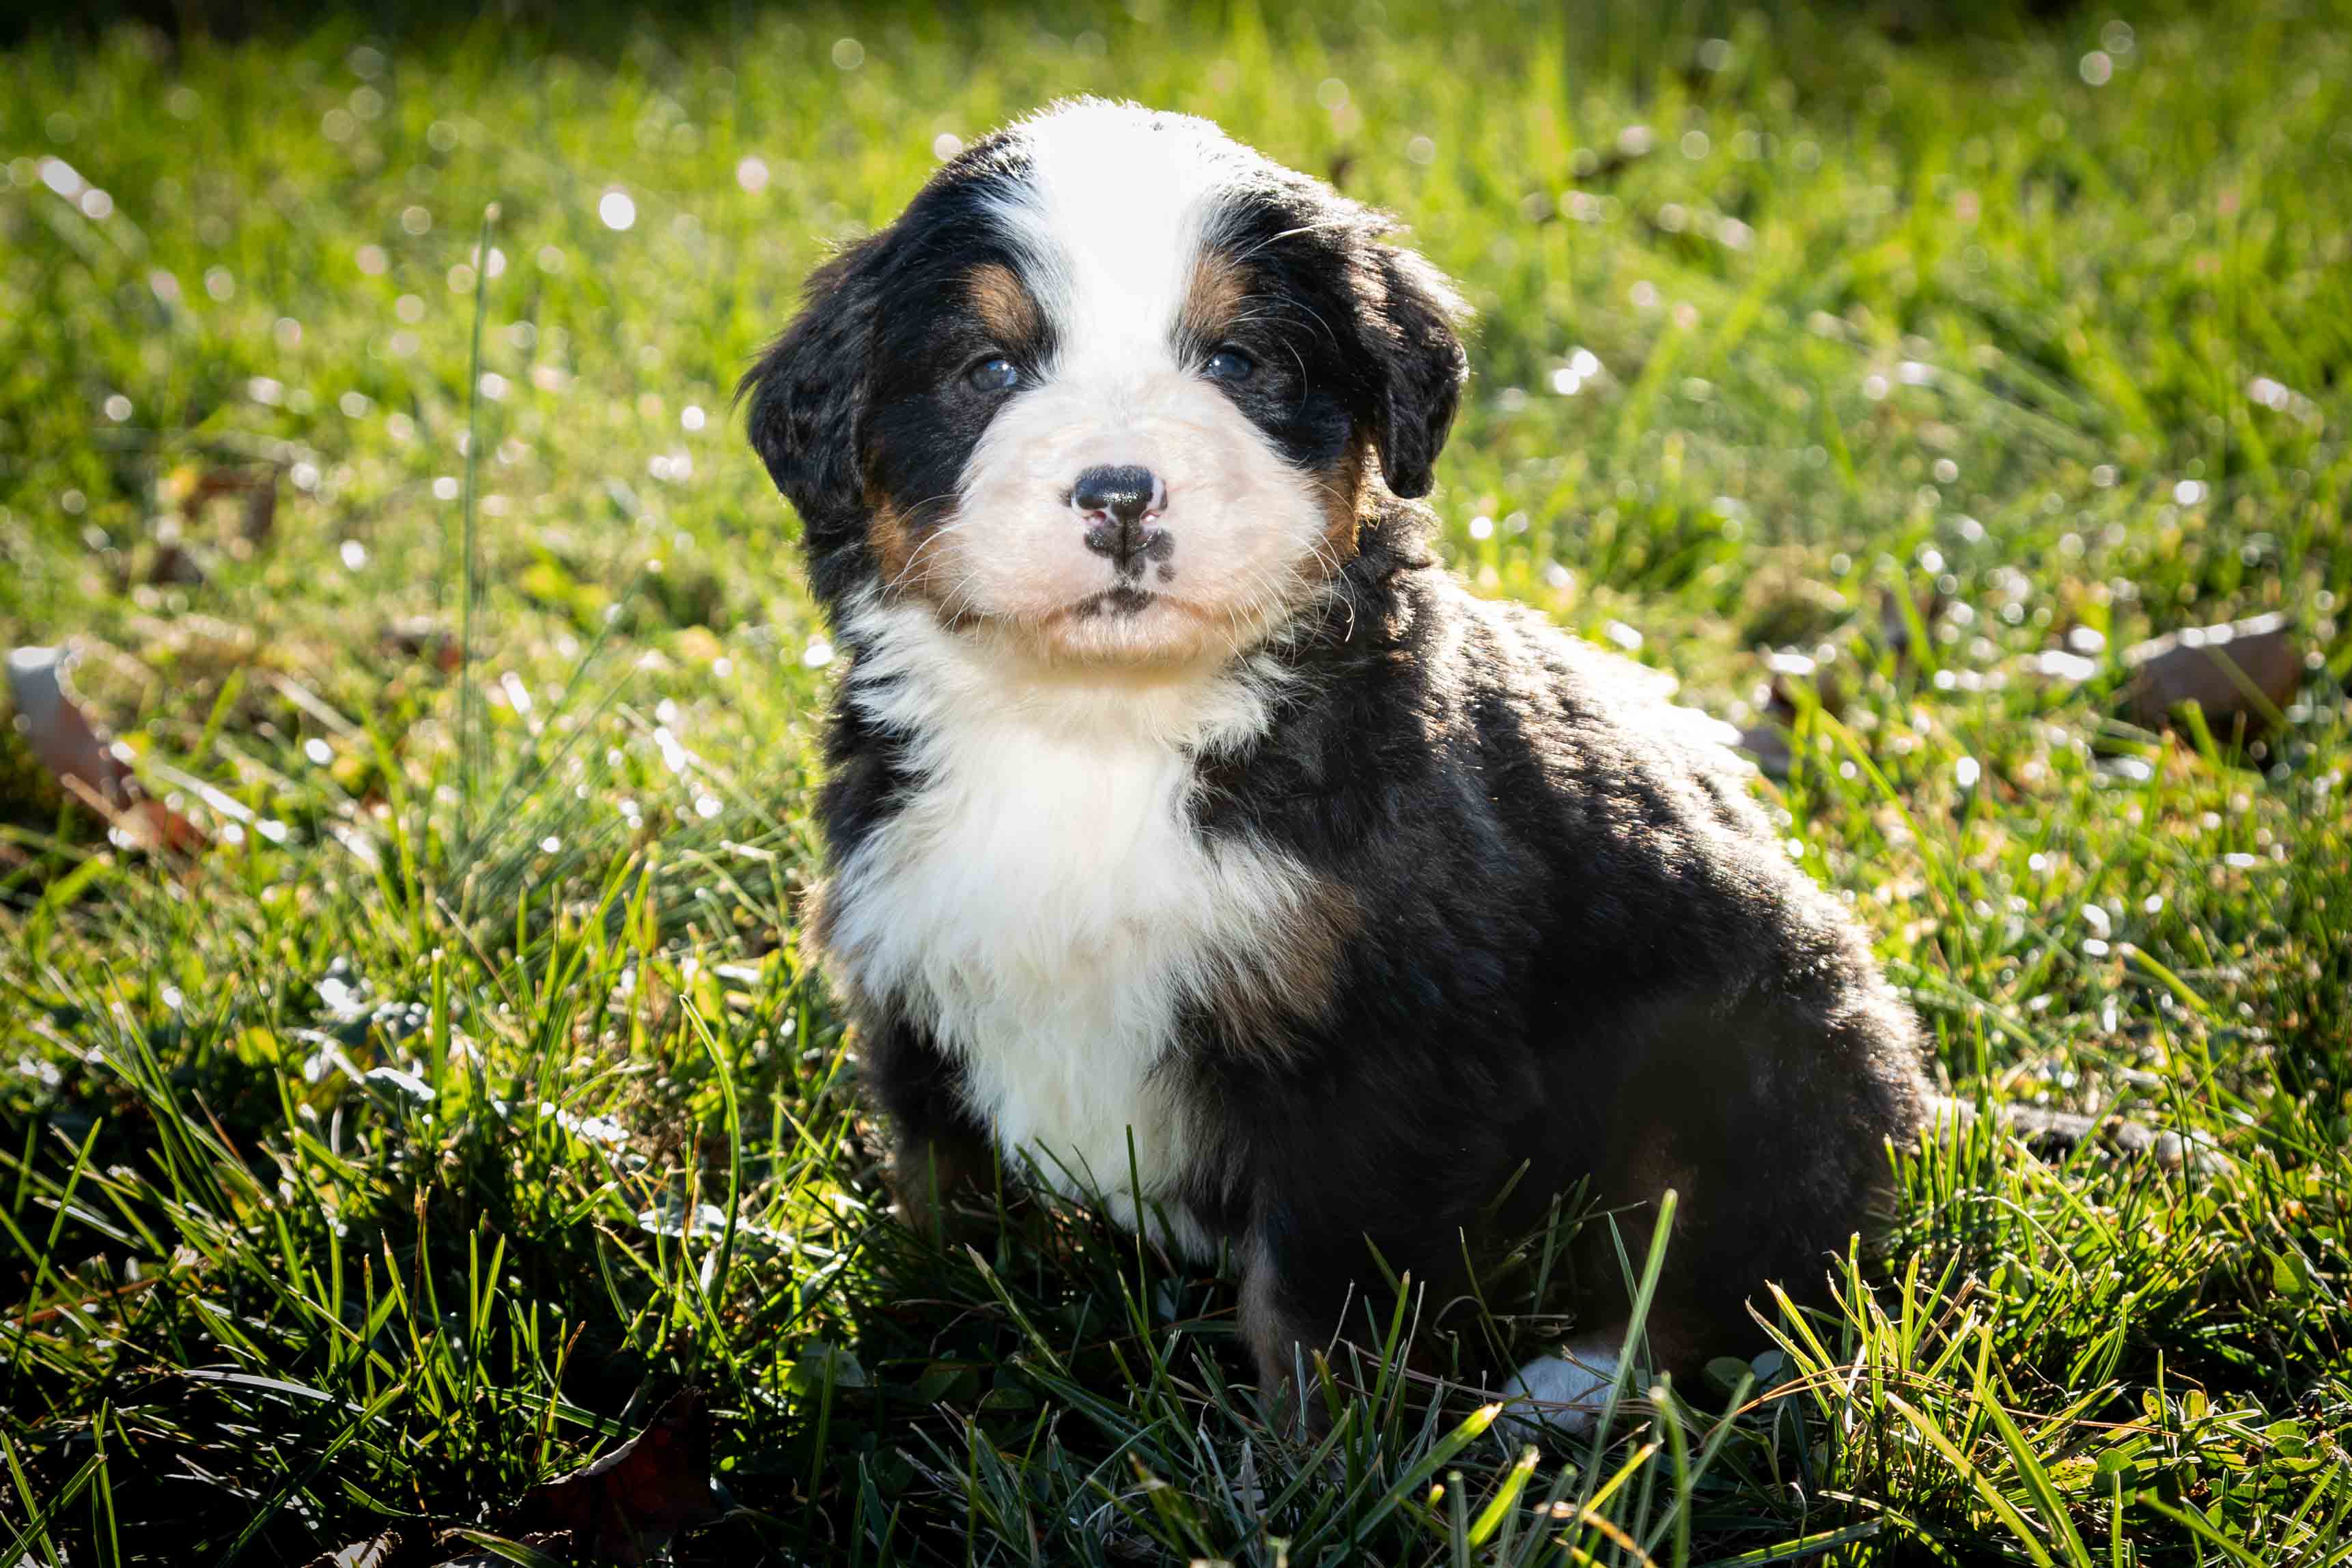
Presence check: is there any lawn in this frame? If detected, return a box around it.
[3,0,2349,1562]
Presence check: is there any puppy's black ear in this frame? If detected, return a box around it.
[1357,245,1470,499]
[740,235,888,544]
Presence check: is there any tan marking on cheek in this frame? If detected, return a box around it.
[968,262,1042,346]
[866,497,961,608]
[867,499,921,585]
[1311,439,1373,569]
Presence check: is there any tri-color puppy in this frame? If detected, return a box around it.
[742,98,1930,1431]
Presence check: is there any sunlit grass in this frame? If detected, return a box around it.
[2,1,2349,1563]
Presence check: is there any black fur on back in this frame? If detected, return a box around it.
[1199,518,1926,1371]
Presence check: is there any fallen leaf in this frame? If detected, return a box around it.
[5,645,204,853]
[2121,613,2300,734]
[788,1341,868,1393]
[382,616,464,673]
[150,537,209,587]
[1929,1097,2235,1175]
[1763,649,1847,720]
[509,1388,728,1566]
[175,462,280,544]
[7,645,132,807]
[1738,570,1849,650]
[1704,1356,1754,1393]
[1878,585,1948,664]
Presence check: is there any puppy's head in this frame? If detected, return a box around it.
[742,98,1468,665]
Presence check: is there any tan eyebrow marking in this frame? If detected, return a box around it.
[967,262,1043,345]
[1177,249,1250,344]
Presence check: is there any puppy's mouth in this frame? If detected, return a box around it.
[929,572,1284,665]
[1072,585,1160,619]
[990,584,1233,663]
[1036,585,1219,628]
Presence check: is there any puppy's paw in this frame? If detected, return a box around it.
[1496,1338,1622,1441]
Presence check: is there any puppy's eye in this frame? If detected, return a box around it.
[968,356,1021,393]
[1203,347,1255,382]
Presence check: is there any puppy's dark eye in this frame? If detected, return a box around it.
[968,356,1020,393]
[1203,347,1255,382]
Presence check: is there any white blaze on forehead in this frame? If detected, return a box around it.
[988,101,1245,372]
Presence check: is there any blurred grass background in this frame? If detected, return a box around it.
[3,1,2350,1563]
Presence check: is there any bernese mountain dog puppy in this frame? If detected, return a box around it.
[742,99,1930,1431]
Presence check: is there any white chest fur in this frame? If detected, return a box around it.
[822,602,1311,1257]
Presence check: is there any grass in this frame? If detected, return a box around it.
[2,0,2350,1561]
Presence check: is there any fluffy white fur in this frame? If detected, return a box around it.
[1498,1338,1625,1440]
[940,102,1332,663]
[820,594,1318,1257]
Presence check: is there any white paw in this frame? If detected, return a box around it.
[1496,1339,1621,1440]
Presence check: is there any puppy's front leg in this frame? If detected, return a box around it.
[891,1122,996,1244]
[1238,1216,1451,1436]
[1239,1242,1337,1435]
[1245,1223,1629,1442]
[864,1018,996,1244]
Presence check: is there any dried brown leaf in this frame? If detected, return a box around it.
[8,645,135,807]
[175,462,281,543]
[508,1388,727,1566]
[383,617,464,674]
[5,645,205,852]
[2121,613,2300,734]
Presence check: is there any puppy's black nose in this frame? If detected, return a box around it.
[1072,464,1168,574]
[1072,464,1162,524]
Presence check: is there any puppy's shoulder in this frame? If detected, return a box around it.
[1401,569,1760,811]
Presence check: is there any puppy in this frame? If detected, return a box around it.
[742,99,1930,1429]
